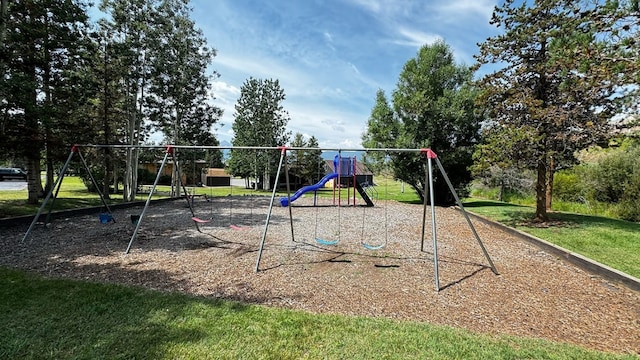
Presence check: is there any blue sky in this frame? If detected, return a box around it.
[190,0,503,148]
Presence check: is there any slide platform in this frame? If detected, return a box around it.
[280,173,338,207]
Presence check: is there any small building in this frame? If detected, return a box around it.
[140,160,209,185]
[202,168,231,187]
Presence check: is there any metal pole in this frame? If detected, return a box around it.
[427,156,439,292]
[76,144,455,154]
[125,147,171,254]
[420,161,429,252]
[255,148,287,272]
[352,157,356,206]
[434,157,499,275]
[22,147,76,243]
[174,150,201,232]
[281,148,296,243]
[78,150,115,221]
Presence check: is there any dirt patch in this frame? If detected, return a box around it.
[1,196,638,355]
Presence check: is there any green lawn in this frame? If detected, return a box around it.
[462,199,640,278]
[1,267,635,360]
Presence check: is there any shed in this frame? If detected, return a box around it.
[202,168,231,187]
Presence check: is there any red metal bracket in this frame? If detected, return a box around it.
[421,148,438,159]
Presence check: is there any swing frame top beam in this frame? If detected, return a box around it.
[73,144,434,154]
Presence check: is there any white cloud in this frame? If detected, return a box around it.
[190,0,501,149]
[433,0,495,21]
[209,81,240,142]
[393,28,443,48]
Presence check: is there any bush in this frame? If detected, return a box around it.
[553,170,584,202]
[585,145,640,222]
[158,174,172,185]
[137,168,156,185]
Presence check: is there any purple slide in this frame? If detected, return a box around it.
[280,172,338,207]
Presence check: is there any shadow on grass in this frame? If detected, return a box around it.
[463,199,640,232]
[462,200,528,208]
[0,267,248,359]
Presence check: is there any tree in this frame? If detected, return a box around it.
[474,0,636,221]
[288,133,323,185]
[99,0,157,201]
[0,0,93,204]
[361,89,398,174]
[362,41,482,204]
[145,0,222,195]
[228,78,291,190]
[88,24,131,198]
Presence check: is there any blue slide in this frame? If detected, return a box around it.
[280,173,338,207]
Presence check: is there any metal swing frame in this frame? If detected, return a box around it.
[21,143,498,292]
[22,145,116,243]
[255,147,498,292]
[125,145,205,253]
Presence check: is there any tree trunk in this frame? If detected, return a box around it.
[26,157,42,204]
[24,48,43,204]
[123,108,139,202]
[546,155,554,210]
[535,159,548,222]
[45,147,54,195]
[102,64,112,199]
[102,148,112,199]
[0,0,8,47]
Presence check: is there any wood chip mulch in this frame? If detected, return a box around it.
[1,196,638,355]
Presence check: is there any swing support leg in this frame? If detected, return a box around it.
[419,153,440,291]
[23,145,113,243]
[22,147,75,242]
[433,156,499,275]
[173,151,202,233]
[420,149,498,292]
[126,147,171,254]
[255,147,288,272]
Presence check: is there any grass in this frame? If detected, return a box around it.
[462,199,640,278]
[1,267,636,360]
[0,176,163,218]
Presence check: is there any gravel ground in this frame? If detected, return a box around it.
[1,195,639,355]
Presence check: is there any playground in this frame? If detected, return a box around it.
[1,196,639,354]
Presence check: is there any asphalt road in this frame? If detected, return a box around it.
[0,180,27,191]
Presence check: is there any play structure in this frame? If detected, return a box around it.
[22,144,498,292]
[279,154,374,207]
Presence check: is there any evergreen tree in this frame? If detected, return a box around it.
[361,89,397,174]
[288,133,323,185]
[0,0,93,203]
[474,0,637,221]
[98,0,157,201]
[145,0,222,195]
[228,78,291,190]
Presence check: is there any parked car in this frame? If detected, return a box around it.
[0,167,27,181]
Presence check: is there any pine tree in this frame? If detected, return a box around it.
[475,0,637,221]
[228,78,291,190]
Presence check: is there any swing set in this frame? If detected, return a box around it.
[21,144,498,292]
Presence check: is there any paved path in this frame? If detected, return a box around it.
[0,180,27,191]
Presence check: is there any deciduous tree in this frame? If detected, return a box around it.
[362,41,481,204]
